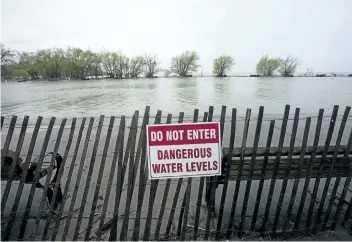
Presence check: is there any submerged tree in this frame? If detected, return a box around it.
[17,51,42,79]
[1,44,15,66]
[129,56,145,78]
[256,55,282,76]
[278,56,299,77]
[170,51,199,77]
[36,48,67,79]
[1,44,16,79]
[101,51,115,78]
[164,69,171,77]
[213,55,234,77]
[144,54,160,78]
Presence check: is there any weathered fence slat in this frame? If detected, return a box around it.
[224,145,350,157]
[251,120,275,231]
[84,116,115,240]
[3,116,43,241]
[226,108,251,239]
[32,118,67,239]
[215,108,236,240]
[132,106,151,185]
[315,106,350,232]
[108,116,126,241]
[163,113,185,236]
[109,114,135,241]
[260,104,290,235]
[305,105,339,234]
[153,113,173,240]
[284,117,311,232]
[18,117,56,240]
[95,116,125,240]
[164,112,185,237]
[204,105,218,239]
[127,106,152,240]
[176,110,198,238]
[1,116,28,214]
[342,192,352,227]
[294,109,324,230]
[131,107,153,241]
[1,115,17,169]
[120,111,140,241]
[191,112,209,240]
[37,121,69,225]
[179,109,199,241]
[43,118,77,240]
[51,117,86,240]
[62,117,94,241]
[332,128,352,229]
[142,110,163,241]
[73,115,105,240]
[272,108,300,233]
[109,114,135,240]
[121,108,149,240]
[125,108,151,240]
[1,116,4,129]
[239,106,264,236]
[1,104,351,241]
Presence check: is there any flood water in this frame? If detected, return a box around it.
[2,77,352,118]
[1,77,352,240]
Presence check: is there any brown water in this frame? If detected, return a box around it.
[2,77,352,118]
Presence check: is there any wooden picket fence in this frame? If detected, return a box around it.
[1,104,352,241]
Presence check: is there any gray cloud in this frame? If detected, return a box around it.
[2,0,351,73]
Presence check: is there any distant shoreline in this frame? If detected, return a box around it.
[2,74,352,83]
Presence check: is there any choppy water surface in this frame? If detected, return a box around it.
[1,77,351,117]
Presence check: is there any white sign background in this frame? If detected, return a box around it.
[146,122,222,180]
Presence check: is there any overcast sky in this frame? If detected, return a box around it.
[1,0,351,73]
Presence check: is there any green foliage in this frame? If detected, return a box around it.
[1,44,16,79]
[17,51,42,79]
[213,56,234,77]
[1,44,15,66]
[11,68,30,78]
[36,48,66,79]
[2,44,301,80]
[256,55,282,76]
[170,51,199,77]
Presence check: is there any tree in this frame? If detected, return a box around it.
[256,55,282,76]
[164,69,171,77]
[1,44,16,79]
[82,50,102,77]
[36,48,66,79]
[1,44,15,66]
[144,54,160,78]
[65,47,86,79]
[17,51,42,79]
[101,51,115,78]
[213,56,234,77]
[170,51,199,77]
[279,56,299,77]
[110,52,127,79]
[129,56,145,78]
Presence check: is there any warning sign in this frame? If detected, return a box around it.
[146,122,222,179]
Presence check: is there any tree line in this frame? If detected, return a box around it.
[1,44,299,80]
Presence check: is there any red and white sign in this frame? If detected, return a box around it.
[146,122,222,179]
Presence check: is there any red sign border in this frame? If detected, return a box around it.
[146,122,222,180]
